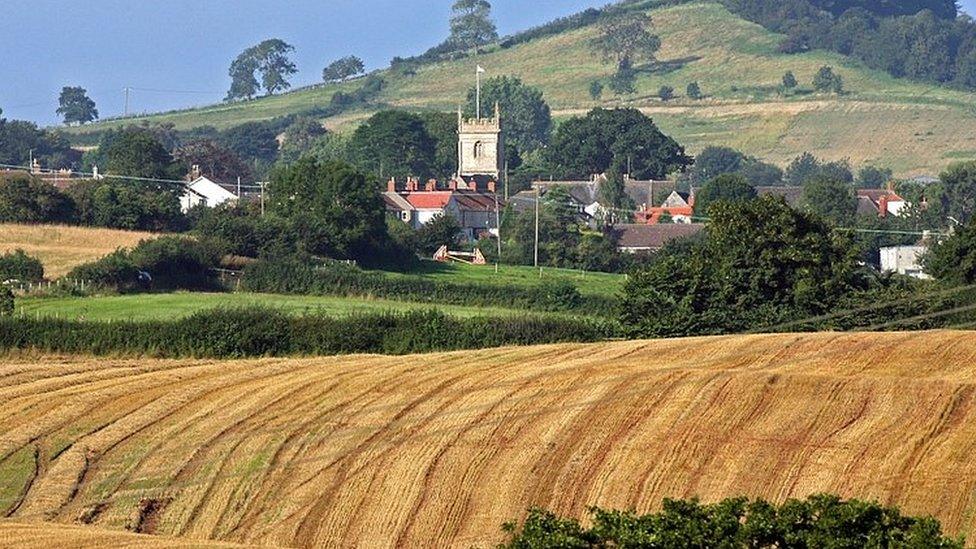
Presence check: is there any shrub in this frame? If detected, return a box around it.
[66,236,221,291]
[0,249,44,283]
[686,81,702,99]
[0,288,13,316]
[658,85,675,101]
[65,250,140,290]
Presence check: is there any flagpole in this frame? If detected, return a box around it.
[476,66,481,120]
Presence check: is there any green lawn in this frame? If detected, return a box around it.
[377,261,626,298]
[15,292,535,322]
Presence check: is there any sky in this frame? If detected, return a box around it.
[2,0,974,127]
[0,0,602,126]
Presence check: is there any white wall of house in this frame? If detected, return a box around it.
[880,245,931,279]
[180,177,237,213]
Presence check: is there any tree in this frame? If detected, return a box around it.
[270,158,389,262]
[279,117,328,163]
[925,218,976,284]
[225,39,297,100]
[608,59,637,95]
[856,165,893,188]
[786,152,855,186]
[348,111,436,178]
[419,112,460,179]
[416,214,463,255]
[802,175,857,225]
[174,138,252,182]
[0,250,44,283]
[0,120,76,169]
[686,81,703,99]
[621,196,860,337]
[448,0,498,51]
[322,55,365,82]
[547,108,691,180]
[813,65,843,93]
[56,86,98,125]
[0,173,75,224]
[219,121,282,166]
[0,288,13,317]
[695,173,757,214]
[658,85,675,101]
[592,12,661,68]
[465,76,552,153]
[101,128,179,180]
[589,81,604,100]
[597,167,636,226]
[939,161,976,224]
[688,146,783,187]
[782,70,798,90]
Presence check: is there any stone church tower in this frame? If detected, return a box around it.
[457,102,504,181]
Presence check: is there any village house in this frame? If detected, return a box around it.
[755,186,907,218]
[516,175,674,227]
[179,166,239,212]
[880,243,931,279]
[613,223,705,253]
[636,190,696,224]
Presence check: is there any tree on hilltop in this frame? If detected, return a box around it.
[57,86,98,125]
[322,56,366,83]
[592,11,661,69]
[226,39,298,101]
[449,0,498,50]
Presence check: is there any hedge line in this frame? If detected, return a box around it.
[240,259,619,317]
[0,308,619,358]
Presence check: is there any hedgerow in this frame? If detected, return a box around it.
[0,307,619,358]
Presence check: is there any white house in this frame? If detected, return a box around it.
[180,176,238,213]
[880,244,931,279]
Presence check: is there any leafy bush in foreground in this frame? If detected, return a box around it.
[0,249,44,283]
[0,307,618,358]
[501,495,963,548]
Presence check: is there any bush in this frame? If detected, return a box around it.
[0,307,619,358]
[0,249,44,283]
[0,288,13,316]
[65,250,140,290]
[66,237,221,291]
[658,85,675,101]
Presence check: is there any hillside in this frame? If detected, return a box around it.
[3,331,976,547]
[0,224,161,279]
[0,522,251,548]
[67,1,976,176]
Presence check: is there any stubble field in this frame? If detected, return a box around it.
[2,331,976,547]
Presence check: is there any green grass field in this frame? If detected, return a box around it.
[14,292,537,322]
[65,1,976,176]
[379,261,625,298]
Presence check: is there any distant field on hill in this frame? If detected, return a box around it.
[0,522,248,548]
[3,331,976,547]
[0,224,160,279]
[66,2,976,176]
[15,292,537,321]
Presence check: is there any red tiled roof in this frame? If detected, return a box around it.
[404,192,454,209]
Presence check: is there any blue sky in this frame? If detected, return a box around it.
[2,0,974,126]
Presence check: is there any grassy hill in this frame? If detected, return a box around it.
[3,331,976,547]
[67,1,976,177]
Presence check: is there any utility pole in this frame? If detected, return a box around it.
[260,182,266,216]
[123,87,131,117]
[494,190,501,273]
[236,176,241,199]
[504,160,509,200]
[534,188,540,272]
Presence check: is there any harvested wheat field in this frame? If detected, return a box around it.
[3,331,976,548]
[0,223,160,278]
[0,521,254,548]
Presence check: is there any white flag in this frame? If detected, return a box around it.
[477,65,486,73]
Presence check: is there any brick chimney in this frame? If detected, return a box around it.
[425,179,438,192]
[407,177,419,192]
[387,177,397,193]
[879,195,889,218]
[449,178,458,191]
[190,164,202,180]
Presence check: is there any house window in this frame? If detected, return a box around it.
[473,141,484,159]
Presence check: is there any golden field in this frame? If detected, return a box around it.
[0,223,159,279]
[2,331,976,547]
[0,522,252,548]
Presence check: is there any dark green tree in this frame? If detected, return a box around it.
[940,161,976,224]
[348,111,436,178]
[607,59,637,95]
[0,249,44,283]
[802,175,857,225]
[0,288,13,316]
[813,65,843,93]
[226,49,260,101]
[219,121,281,166]
[658,85,675,101]
[589,80,604,100]
[465,76,552,153]
[546,108,690,180]
[0,173,76,224]
[270,158,389,261]
[226,39,297,99]
[416,214,463,255]
[322,55,366,82]
[782,70,798,90]
[597,167,636,226]
[591,11,661,68]
[418,112,460,179]
[101,128,179,180]
[174,138,252,182]
[855,165,893,189]
[0,120,76,169]
[279,117,328,163]
[695,173,757,214]
[686,81,703,99]
[56,86,98,125]
[448,0,498,50]
[925,218,976,284]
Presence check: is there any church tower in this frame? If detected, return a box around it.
[457,102,504,182]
